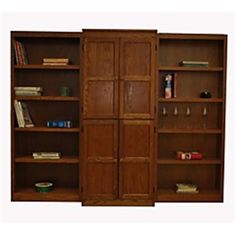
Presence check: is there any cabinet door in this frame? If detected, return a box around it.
[120,38,156,119]
[83,38,119,118]
[83,120,118,200]
[119,120,154,200]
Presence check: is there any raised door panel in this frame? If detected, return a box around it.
[120,38,156,119]
[119,120,154,200]
[83,38,119,118]
[83,120,118,200]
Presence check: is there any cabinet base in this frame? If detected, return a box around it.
[82,199,154,206]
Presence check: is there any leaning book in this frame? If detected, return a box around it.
[18,101,34,127]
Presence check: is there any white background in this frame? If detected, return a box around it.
[0,1,236,235]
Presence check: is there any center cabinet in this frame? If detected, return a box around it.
[82,30,157,205]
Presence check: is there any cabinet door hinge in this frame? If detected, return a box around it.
[154,127,156,133]
[155,44,157,51]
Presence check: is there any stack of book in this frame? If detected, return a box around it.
[32,152,61,160]
[14,41,28,65]
[180,61,209,67]
[176,183,199,194]
[14,86,43,96]
[42,58,69,66]
[14,100,34,128]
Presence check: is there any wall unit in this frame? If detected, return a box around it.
[11,30,227,205]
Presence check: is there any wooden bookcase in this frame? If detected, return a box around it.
[11,32,82,201]
[11,30,227,205]
[156,34,227,202]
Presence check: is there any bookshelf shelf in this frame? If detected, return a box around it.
[156,189,221,202]
[14,127,80,132]
[14,188,80,201]
[157,129,222,134]
[159,66,223,72]
[157,159,221,165]
[15,96,80,102]
[14,64,80,70]
[158,98,223,103]
[15,156,79,164]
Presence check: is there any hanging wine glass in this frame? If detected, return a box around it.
[173,106,178,129]
[185,106,191,129]
[202,106,208,129]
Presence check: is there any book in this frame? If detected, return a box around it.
[32,152,61,160]
[42,62,69,66]
[43,58,69,63]
[17,101,34,127]
[164,74,172,98]
[180,61,209,67]
[33,152,61,157]
[13,41,19,64]
[176,151,203,160]
[14,41,28,65]
[173,73,177,98]
[15,91,42,96]
[14,100,24,127]
[163,73,177,98]
[176,183,199,193]
[19,41,28,64]
[14,86,43,92]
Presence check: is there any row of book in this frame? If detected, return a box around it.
[42,58,69,66]
[14,86,43,96]
[33,152,61,160]
[14,41,28,65]
[14,100,34,128]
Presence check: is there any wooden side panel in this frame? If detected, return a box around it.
[119,120,154,200]
[83,120,118,200]
[120,38,156,119]
[83,38,119,118]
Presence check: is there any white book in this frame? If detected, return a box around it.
[15,91,42,96]
[33,152,61,157]
[19,101,34,127]
[14,86,43,92]
[14,100,24,127]
[33,156,61,160]
[17,101,25,127]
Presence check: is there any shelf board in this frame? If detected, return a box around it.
[158,98,223,103]
[15,96,80,102]
[15,127,80,133]
[14,64,80,70]
[158,129,222,134]
[156,189,221,202]
[13,188,80,201]
[15,156,79,164]
[157,159,221,165]
[159,66,223,72]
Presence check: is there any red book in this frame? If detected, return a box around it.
[16,41,23,64]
